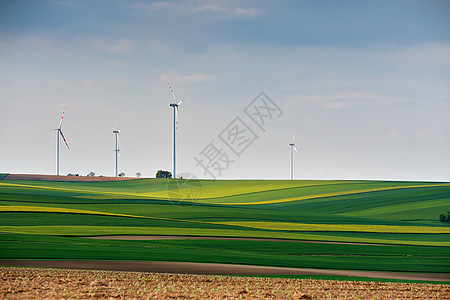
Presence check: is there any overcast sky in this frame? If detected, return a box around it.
[1,0,449,181]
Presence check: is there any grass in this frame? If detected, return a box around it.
[214,221,450,234]
[236,274,450,285]
[0,178,449,276]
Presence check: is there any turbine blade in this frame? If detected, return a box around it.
[292,128,295,143]
[168,82,176,102]
[59,130,70,150]
[58,107,66,129]
[177,98,185,106]
[294,146,299,153]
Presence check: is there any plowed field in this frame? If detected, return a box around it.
[1,267,448,299]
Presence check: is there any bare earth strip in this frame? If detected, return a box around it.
[1,173,138,182]
[1,260,449,282]
[1,267,449,300]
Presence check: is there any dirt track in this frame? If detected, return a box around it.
[1,260,449,282]
[1,267,449,299]
[2,173,139,182]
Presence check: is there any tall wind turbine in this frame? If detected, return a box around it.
[54,108,70,176]
[113,122,121,177]
[168,83,185,179]
[289,129,299,180]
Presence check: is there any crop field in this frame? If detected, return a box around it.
[2,267,449,299]
[0,176,449,282]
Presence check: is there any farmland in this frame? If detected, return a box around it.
[0,175,449,281]
[2,267,449,299]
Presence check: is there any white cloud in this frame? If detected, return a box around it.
[416,128,434,138]
[234,7,259,15]
[192,4,259,16]
[56,102,79,109]
[58,78,129,90]
[132,1,170,11]
[85,39,132,54]
[398,43,450,66]
[295,92,402,109]
[193,5,227,13]
[386,130,400,139]
[159,73,215,85]
[0,36,53,50]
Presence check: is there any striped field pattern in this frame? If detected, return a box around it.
[1,177,449,275]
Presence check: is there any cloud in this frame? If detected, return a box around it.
[0,36,53,50]
[296,92,402,109]
[50,0,85,8]
[416,128,434,138]
[387,130,400,139]
[58,78,129,90]
[159,73,215,84]
[234,7,259,15]
[398,43,450,66]
[193,5,227,13]
[132,1,170,11]
[57,102,79,109]
[85,39,132,54]
[192,4,259,16]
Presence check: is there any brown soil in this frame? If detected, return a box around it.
[1,174,139,182]
[1,267,448,299]
[2,261,449,282]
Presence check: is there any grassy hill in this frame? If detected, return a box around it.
[0,178,449,274]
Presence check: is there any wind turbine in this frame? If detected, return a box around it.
[168,83,185,179]
[289,129,299,180]
[54,108,70,176]
[113,122,121,177]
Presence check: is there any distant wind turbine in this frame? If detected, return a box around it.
[54,108,70,176]
[113,122,121,177]
[168,83,185,179]
[289,129,299,180]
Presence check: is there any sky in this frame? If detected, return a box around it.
[0,0,449,181]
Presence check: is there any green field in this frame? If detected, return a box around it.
[0,178,449,275]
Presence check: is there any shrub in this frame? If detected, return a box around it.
[156,170,172,178]
[439,212,450,223]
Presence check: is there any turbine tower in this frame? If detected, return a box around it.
[168,83,185,179]
[113,122,121,177]
[289,129,298,180]
[54,108,70,176]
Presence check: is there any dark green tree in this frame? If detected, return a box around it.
[156,170,172,178]
[439,212,450,223]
